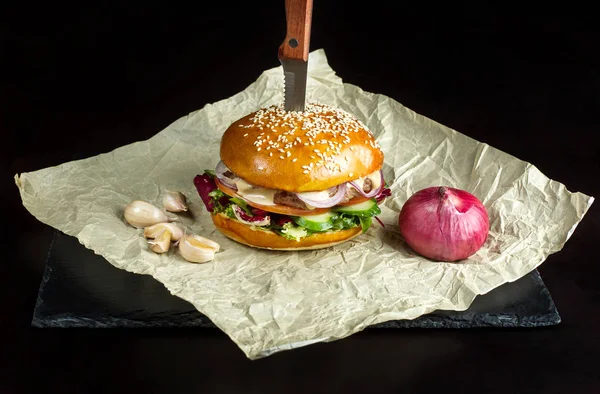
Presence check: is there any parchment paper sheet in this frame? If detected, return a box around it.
[15,49,594,359]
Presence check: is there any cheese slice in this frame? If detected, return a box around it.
[234,178,277,206]
[296,190,332,201]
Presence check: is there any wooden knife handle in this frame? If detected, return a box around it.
[278,0,314,62]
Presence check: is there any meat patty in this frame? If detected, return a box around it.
[340,179,373,203]
[273,191,309,210]
[339,186,360,204]
[363,178,373,193]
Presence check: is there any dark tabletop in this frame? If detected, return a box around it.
[3,3,599,393]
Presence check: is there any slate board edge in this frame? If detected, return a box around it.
[31,231,562,330]
[31,230,59,326]
[31,312,562,330]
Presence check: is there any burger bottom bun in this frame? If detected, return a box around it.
[211,213,363,251]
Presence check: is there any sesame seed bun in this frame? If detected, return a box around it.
[211,212,363,250]
[220,102,384,193]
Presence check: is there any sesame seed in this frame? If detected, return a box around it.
[303,170,309,174]
[243,102,374,158]
[243,133,248,137]
[279,156,285,160]
[292,158,297,162]
[257,148,261,151]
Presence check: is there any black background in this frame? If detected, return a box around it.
[2,2,599,393]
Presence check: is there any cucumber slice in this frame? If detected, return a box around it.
[332,199,381,217]
[292,212,335,232]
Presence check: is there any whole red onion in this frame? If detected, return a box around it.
[398,186,489,262]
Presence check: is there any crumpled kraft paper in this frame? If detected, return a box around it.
[15,49,594,359]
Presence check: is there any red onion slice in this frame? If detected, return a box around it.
[349,170,384,198]
[295,183,347,208]
[215,160,239,190]
[233,205,271,226]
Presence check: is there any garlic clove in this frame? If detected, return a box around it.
[163,190,188,213]
[143,222,184,241]
[124,200,171,228]
[187,234,220,252]
[148,229,172,254]
[178,234,220,263]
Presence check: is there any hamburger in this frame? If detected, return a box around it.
[194,102,391,250]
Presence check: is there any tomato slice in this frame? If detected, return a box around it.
[215,179,330,216]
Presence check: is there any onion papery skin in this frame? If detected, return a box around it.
[398,186,489,262]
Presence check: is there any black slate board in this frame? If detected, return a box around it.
[32,230,561,329]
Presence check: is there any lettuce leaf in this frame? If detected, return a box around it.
[331,213,360,230]
[359,216,373,233]
[279,222,309,241]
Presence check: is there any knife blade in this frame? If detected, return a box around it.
[278,0,314,112]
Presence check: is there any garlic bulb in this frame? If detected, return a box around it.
[163,190,188,212]
[124,200,171,228]
[148,229,172,254]
[143,222,184,241]
[178,234,220,263]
